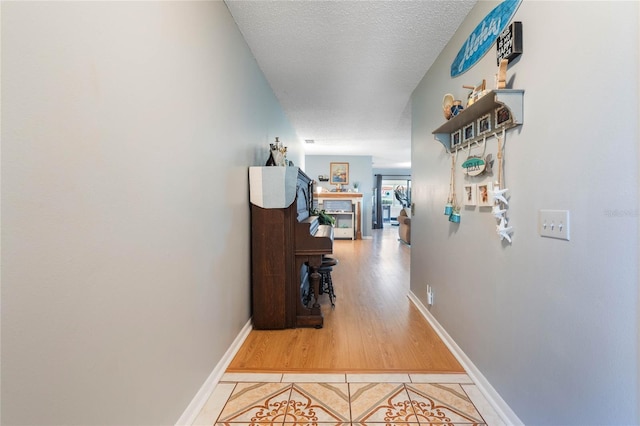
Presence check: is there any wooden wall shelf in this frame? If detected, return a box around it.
[433,89,524,152]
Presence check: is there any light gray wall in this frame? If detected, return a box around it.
[411,1,638,425]
[305,155,373,237]
[1,2,301,424]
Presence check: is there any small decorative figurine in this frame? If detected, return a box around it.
[492,205,507,219]
[450,100,464,117]
[266,137,288,166]
[496,217,513,243]
[442,93,454,120]
[463,80,486,107]
[491,186,509,205]
[265,149,276,166]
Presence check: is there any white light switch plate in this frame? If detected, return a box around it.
[538,210,570,240]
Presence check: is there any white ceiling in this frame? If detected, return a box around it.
[225,0,476,169]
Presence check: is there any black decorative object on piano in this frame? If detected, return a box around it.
[265,150,276,166]
[249,166,334,329]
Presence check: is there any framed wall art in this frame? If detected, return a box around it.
[464,184,477,206]
[451,130,462,149]
[477,113,492,136]
[463,123,475,141]
[495,106,512,127]
[330,162,349,185]
[477,181,493,206]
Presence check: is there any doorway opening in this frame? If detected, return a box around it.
[373,175,411,229]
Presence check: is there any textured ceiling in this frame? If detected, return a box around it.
[225,0,476,169]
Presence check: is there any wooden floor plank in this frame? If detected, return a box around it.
[227,226,464,373]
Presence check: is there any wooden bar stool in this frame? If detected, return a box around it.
[318,256,338,308]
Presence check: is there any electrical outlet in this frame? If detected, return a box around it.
[538,210,570,240]
[426,285,434,306]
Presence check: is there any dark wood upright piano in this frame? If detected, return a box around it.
[249,167,333,329]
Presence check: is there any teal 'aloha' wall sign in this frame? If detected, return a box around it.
[451,0,523,78]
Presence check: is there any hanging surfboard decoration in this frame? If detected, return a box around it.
[450,0,523,78]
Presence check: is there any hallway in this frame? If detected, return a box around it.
[192,228,505,425]
[227,226,462,373]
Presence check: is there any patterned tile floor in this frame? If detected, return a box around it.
[192,373,505,426]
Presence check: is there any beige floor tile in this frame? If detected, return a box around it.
[409,373,473,384]
[217,382,292,424]
[349,383,417,423]
[282,373,346,383]
[215,423,274,426]
[192,383,236,425]
[221,372,284,382]
[405,383,484,424]
[462,384,505,426]
[283,423,349,426]
[346,373,411,383]
[353,423,420,426]
[286,383,350,423]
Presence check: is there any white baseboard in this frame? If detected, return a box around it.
[175,319,253,426]
[407,291,523,426]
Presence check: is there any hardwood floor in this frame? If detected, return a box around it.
[227,226,464,373]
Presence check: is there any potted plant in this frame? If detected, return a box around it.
[311,208,336,226]
[353,182,360,192]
